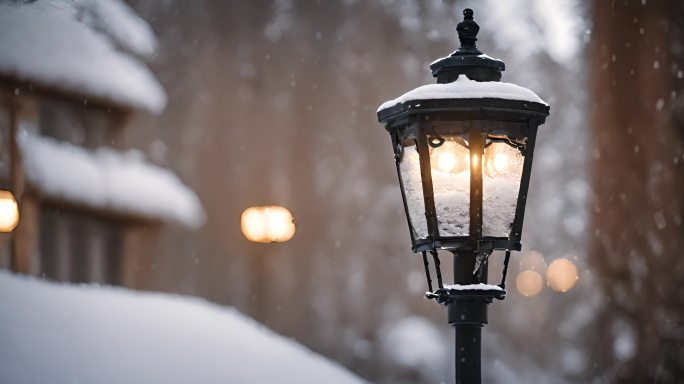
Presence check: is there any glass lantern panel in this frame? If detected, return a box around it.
[482,140,524,237]
[429,137,470,237]
[399,143,428,239]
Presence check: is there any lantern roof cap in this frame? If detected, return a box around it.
[430,8,506,83]
[377,75,548,115]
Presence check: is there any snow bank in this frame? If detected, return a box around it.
[0,0,166,113]
[0,271,367,384]
[379,316,448,378]
[18,130,205,228]
[378,75,547,112]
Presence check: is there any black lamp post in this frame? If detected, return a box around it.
[377,9,549,384]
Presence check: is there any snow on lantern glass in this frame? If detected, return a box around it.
[384,118,543,254]
[377,10,549,257]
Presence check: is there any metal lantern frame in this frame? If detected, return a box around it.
[380,99,548,256]
[377,8,549,297]
[376,10,550,383]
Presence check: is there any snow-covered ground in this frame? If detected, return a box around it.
[379,316,448,376]
[0,271,367,384]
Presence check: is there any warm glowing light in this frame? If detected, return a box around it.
[546,258,579,292]
[0,190,19,233]
[436,152,457,173]
[484,141,523,177]
[430,141,470,175]
[516,269,544,298]
[241,206,295,243]
[471,153,479,169]
[492,152,509,174]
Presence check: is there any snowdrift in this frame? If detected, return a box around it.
[0,272,366,384]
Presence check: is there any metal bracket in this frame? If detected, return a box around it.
[425,285,506,306]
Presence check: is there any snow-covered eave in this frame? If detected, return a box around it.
[0,65,166,115]
[0,74,150,115]
[18,131,205,229]
[0,1,167,115]
[31,192,169,228]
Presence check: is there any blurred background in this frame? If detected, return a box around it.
[0,0,683,383]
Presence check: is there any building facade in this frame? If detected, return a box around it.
[0,0,203,285]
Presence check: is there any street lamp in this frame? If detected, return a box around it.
[377,9,549,383]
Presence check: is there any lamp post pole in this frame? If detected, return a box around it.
[450,251,489,384]
[448,77,489,384]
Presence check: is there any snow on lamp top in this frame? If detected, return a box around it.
[378,9,547,114]
[377,75,548,112]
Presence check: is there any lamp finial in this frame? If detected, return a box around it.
[456,8,479,51]
[429,8,505,83]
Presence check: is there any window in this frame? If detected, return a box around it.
[40,205,124,284]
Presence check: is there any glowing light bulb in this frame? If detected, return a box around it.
[431,142,470,174]
[516,269,544,298]
[546,258,579,292]
[241,205,296,243]
[265,207,292,240]
[492,152,509,174]
[436,152,457,173]
[0,190,19,232]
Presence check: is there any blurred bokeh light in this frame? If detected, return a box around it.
[241,206,296,243]
[516,269,544,298]
[546,258,579,293]
[0,190,19,233]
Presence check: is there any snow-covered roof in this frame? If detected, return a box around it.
[18,130,204,229]
[78,0,158,60]
[0,0,166,114]
[0,271,367,384]
[377,75,548,112]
